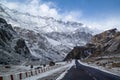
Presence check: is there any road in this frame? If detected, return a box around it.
[61,60,120,80]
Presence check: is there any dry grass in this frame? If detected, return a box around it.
[112,63,120,67]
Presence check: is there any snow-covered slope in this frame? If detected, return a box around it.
[0,3,92,63]
[0,18,35,65]
[0,4,92,33]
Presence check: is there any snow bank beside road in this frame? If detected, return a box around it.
[78,60,120,76]
[56,60,75,80]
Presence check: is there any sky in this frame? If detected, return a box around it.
[0,0,120,30]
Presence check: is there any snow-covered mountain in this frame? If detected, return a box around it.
[0,3,92,63]
[0,18,35,65]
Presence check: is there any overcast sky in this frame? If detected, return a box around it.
[0,0,120,30]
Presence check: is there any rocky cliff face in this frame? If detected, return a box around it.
[64,44,96,60]
[0,18,33,65]
[91,28,120,56]
[13,26,92,62]
[80,29,120,75]
[14,27,68,62]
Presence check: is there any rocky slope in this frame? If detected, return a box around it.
[0,3,92,63]
[0,18,34,65]
[65,28,120,60]
[64,43,96,61]
[90,28,120,57]
[84,29,120,75]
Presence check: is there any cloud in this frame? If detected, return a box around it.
[81,16,120,31]
[0,0,81,21]
[62,11,82,22]
[0,0,59,18]
[0,0,120,31]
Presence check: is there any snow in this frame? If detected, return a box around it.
[56,60,75,80]
[23,62,73,80]
[46,37,61,46]
[56,68,69,80]
[0,3,92,33]
[56,62,68,65]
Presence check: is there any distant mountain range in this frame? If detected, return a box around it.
[0,3,92,64]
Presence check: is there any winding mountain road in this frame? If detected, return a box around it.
[61,60,120,80]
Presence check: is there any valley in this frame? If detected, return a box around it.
[0,1,120,80]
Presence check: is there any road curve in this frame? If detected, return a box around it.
[61,60,120,80]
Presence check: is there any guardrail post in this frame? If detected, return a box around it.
[19,73,22,80]
[26,72,28,78]
[38,69,40,73]
[31,71,33,76]
[10,75,14,80]
[0,76,3,80]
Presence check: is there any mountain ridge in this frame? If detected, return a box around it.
[0,3,92,64]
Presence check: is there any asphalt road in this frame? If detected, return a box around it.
[61,60,120,80]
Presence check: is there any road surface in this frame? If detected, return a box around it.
[61,60,120,80]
